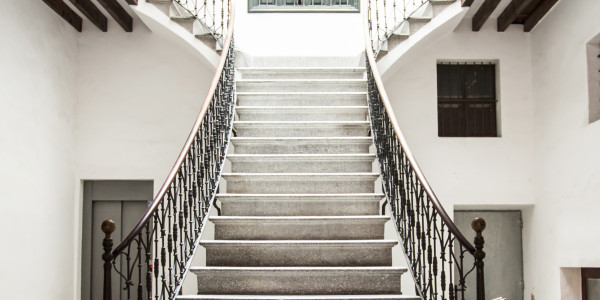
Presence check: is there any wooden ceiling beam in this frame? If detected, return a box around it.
[472,0,502,31]
[96,0,133,32]
[42,0,83,32]
[523,0,559,32]
[69,0,108,32]
[462,0,475,6]
[125,0,138,4]
[497,0,535,31]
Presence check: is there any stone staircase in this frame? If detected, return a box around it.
[177,61,420,299]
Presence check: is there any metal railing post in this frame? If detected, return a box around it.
[471,217,486,300]
[102,220,116,300]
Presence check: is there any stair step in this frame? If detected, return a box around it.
[237,92,367,106]
[237,67,366,79]
[227,154,376,173]
[201,240,397,266]
[233,121,371,137]
[210,216,389,240]
[236,79,367,93]
[236,106,368,121]
[223,173,379,194]
[178,295,420,300]
[408,16,431,34]
[231,137,373,154]
[217,193,384,216]
[191,267,406,295]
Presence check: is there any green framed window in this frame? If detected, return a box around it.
[248,0,360,13]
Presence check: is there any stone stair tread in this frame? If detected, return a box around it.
[222,172,379,177]
[237,67,367,71]
[237,79,367,83]
[236,105,369,109]
[178,295,420,300]
[237,92,367,95]
[210,216,388,221]
[217,193,384,200]
[201,240,398,246]
[227,153,376,158]
[191,266,406,271]
[233,121,370,125]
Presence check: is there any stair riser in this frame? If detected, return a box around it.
[230,159,374,173]
[237,94,367,106]
[194,269,403,295]
[204,245,393,266]
[220,200,379,216]
[224,177,376,194]
[409,20,429,34]
[239,70,365,80]
[234,124,371,137]
[237,81,367,93]
[237,110,367,122]
[232,140,371,154]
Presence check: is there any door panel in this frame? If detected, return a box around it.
[454,210,524,300]
[82,181,152,300]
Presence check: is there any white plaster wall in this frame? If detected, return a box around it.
[382,22,536,210]
[234,0,364,57]
[524,0,600,299]
[74,19,214,297]
[0,2,79,300]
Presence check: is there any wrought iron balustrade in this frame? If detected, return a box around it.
[100,2,235,299]
[174,0,231,47]
[366,0,430,56]
[363,3,487,299]
[249,0,360,12]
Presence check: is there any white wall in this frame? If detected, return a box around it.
[0,2,79,299]
[74,17,214,298]
[234,0,364,57]
[524,0,600,299]
[382,21,536,210]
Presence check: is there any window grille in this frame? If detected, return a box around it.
[437,63,498,137]
[248,0,360,13]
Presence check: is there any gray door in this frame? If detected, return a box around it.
[454,210,524,300]
[81,181,153,300]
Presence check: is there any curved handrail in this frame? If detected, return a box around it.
[112,0,235,257]
[362,0,475,254]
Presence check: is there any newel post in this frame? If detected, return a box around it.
[471,217,486,300]
[101,220,116,300]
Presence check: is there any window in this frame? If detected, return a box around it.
[437,63,498,137]
[248,0,360,13]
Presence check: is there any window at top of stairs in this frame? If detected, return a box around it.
[248,0,360,13]
[436,62,499,137]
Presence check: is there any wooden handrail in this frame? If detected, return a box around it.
[362,0,475,253]
[112,0,235,257]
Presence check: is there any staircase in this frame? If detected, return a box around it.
[177,60,420,299]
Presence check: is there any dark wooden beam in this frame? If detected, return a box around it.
[462,0,475,6]
[497,0,536,31]
[96,0,133,32]
[472,0,502,31]
[523,0,559,32]
[125,0,138,4]
[42,0,83,32]
[69,0,108,32]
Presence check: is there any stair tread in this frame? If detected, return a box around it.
[237,79,367,83]
[210,216,389,221]
[227,154,375,158]
[222,172,379,176]
[178,295,420,300]
[217,193,384,198]
[236,106,368,109]
[237,92,367,95]
[191,266,407,271]
[201,240,397,246]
